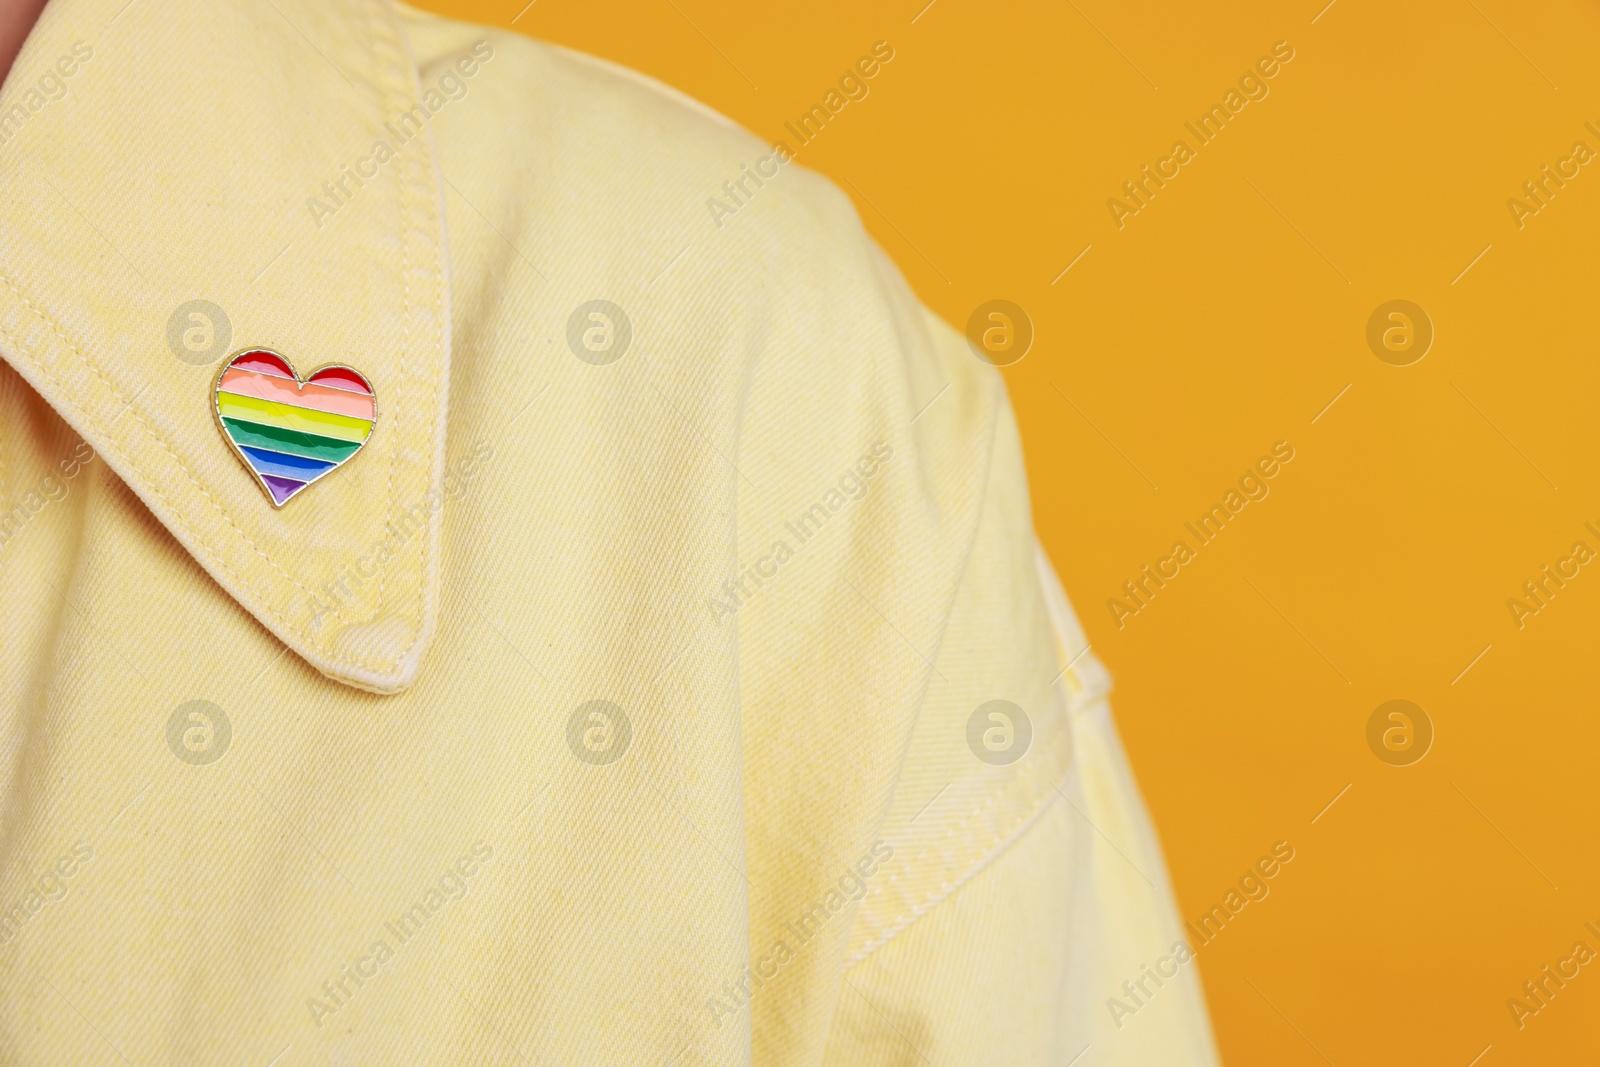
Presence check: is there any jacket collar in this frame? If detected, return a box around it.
[0,0,451,692]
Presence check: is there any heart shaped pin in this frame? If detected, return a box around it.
[213,349,376,507]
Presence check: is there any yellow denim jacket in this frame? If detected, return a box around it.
[0,0,1219,1062]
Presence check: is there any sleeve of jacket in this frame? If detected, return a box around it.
[820,528,1224,1067]
[724,161,1220,1065]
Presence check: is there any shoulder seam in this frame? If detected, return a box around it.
[842,782,1067,970]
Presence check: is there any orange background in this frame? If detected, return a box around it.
[421,1,1600,1062]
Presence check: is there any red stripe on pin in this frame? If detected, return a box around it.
[308,366,373,394]
[227,350,295,378]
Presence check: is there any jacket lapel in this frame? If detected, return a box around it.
[0,0,451,692]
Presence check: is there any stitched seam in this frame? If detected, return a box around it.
[375,0,408,616]
[367,0,443,663]
[0,0,447,679]
[0,320,411,671]
[863,758,1063,937]
[0,306,406,673]
[844,764,1072,968]
[844,362,1015,960]
[845,518,1104,965]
